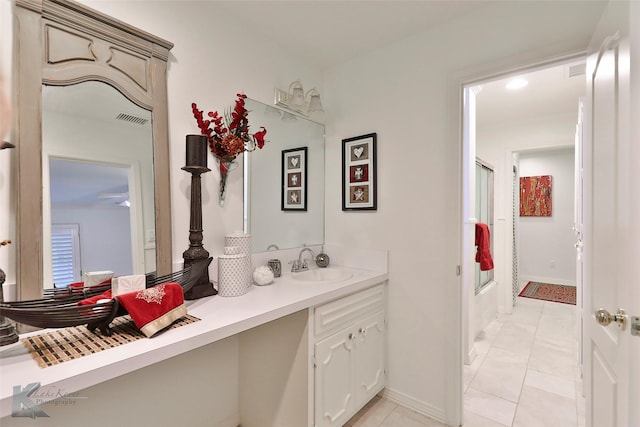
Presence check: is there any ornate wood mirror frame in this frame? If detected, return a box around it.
[14,0,174,299]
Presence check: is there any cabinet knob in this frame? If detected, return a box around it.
[348,333,355,340]
[359,328,366,336]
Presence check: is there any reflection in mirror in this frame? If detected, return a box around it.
[244,99,325,253]
[42,82,155,288]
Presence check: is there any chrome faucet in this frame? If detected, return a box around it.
[291,247,315,272]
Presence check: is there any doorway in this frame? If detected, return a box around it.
[46,158,141,287]
[461,60,585,425]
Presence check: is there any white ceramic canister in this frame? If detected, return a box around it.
[224,232,251,255]
[224,232,252,284]
[224,246,240,255]
[218,254,250,297]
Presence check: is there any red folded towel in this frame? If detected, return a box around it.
[115,283,186,337]
[475,222,494,271]
[69,281,85,289]
[77,289,113,317]
[78,289,112,306]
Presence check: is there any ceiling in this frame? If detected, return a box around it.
[215,0,591,126]
[49,158,130,207]
[476,61,587,127]
[215,1,492,70]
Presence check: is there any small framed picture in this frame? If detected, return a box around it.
[342,133,377,210]
[282,147,307,211]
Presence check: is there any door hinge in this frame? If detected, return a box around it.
[456,265,461,276]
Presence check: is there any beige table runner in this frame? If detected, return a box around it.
[21,314,200,368]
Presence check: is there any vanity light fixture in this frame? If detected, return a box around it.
[274,80,324,120]
[306,88,323,113]
[506,77,528,90]
[287,80,306,110]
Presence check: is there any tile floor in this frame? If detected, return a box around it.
[344,296,583,427]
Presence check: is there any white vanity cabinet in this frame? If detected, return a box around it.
[313,284,386,427]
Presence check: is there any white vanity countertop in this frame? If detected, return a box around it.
[0,265,387,418]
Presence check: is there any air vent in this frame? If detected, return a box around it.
[116,112,149,125]
[567,62,586,78]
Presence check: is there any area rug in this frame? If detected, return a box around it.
[21,314,200,368]
[518,281,576,305]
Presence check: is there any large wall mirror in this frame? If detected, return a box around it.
[244,98,325,253]
[43,82,156,287]
[14,0,173,299]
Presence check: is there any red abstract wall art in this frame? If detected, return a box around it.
[520,175,552,217]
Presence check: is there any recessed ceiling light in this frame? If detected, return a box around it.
[506,78,528,90]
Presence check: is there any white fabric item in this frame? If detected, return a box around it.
[111,274,146,297]
[83,270,114,287]
[253,265,274,286]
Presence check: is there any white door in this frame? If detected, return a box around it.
[584,3,639,425]
[355,312,385,405]
[315,329,356,427]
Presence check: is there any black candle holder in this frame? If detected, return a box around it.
[182,135,217,299]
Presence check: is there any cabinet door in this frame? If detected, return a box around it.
[315,329,356,427]
[355,311,385,406]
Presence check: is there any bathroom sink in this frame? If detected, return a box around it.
[292,267,353,283]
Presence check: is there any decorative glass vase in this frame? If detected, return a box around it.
[217,158,237,206]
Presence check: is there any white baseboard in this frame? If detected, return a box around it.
[465,344,478,366]
[382,387,447,424]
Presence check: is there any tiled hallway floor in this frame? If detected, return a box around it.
[345,296,583,427]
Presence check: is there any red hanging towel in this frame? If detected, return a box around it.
[475,222,494,271]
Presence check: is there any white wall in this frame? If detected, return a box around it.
[324,3,602,422]
[518,148,576,286]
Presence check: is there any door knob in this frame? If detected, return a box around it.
[595,308,627,329]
